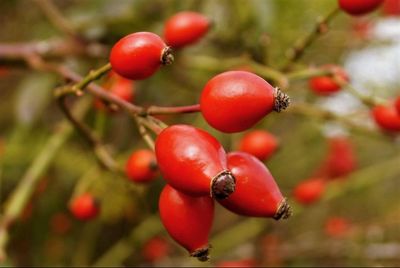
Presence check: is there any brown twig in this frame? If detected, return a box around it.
[33,0,78,39]
[57,96,122,173]
[283,7,340,70]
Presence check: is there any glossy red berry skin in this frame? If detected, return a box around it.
[325,136,357,178]
[164,11,210,48]
[155,124,235,199]
[395,96,400,114]
[339,0,384,15]
[200,71,289,133]
[141,236,170,263]
[159,184,214,261]
[293,178,326,205]
[238,130,279,161]
[218,152,291,220]
[309,65,349,95]
[110,32,172,80]
[69,193,99,221]
[372,105,400,132]
[125,149,157,183]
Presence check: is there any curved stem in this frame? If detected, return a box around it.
[54,63,112,97]
[134,116,155,151]
[144,104,201,116]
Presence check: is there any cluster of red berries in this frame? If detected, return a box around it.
[308,63,400,134]
[66,1,394,262]
[69,10,292,261]
[156,125,290,260]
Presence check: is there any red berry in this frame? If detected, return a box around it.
[293,178,326,205]
[159,184,214,261]
[216,259,257,268]
[324,217,351,238]
[339,0,384,15]
[125,149,158,183]
[95,72,134,112]
[69,193,99,221]
[141,236,170,263]
[309,65,349,95]
[238,130,279,161]
[164,11,210,48]
[382,0,400,16]
[218,152,291,219]
[200,71,290,133]
[395,96,400,114]
[155,124,235,199]
[110,32,173,80]
[372,104,400,132]
[325,136,357,178]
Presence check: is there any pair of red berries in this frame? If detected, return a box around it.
[156,124,290,260]
[110,12,210,80]
[372,98,400,132]
[293,136,357,205]
[309,65,349,96]
[339,0,383,16]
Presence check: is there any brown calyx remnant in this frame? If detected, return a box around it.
[273,88,290,113]
[211,170,236,200]
[273,197,292,220]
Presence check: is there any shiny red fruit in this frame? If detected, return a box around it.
[155,124,235,199]
[200,71,289,133]
[218,152,291,220]
[110,32,173,80]
[383,0,400,16]
[339,0,384,15]
[159,184,214,261]
[238,130,279,161]
[69,193,99,221]
[309,65,349,95]
[164,11,210,48]
[395,96,400,114]
[325,136,357,178]
[324,217,351,238]
[216,259,257,268]
[141,236,170,263]
[372,104,400,132]
[293,178,326,205]
[125,149,158,183]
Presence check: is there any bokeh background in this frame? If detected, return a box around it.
[1,0,400,266]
